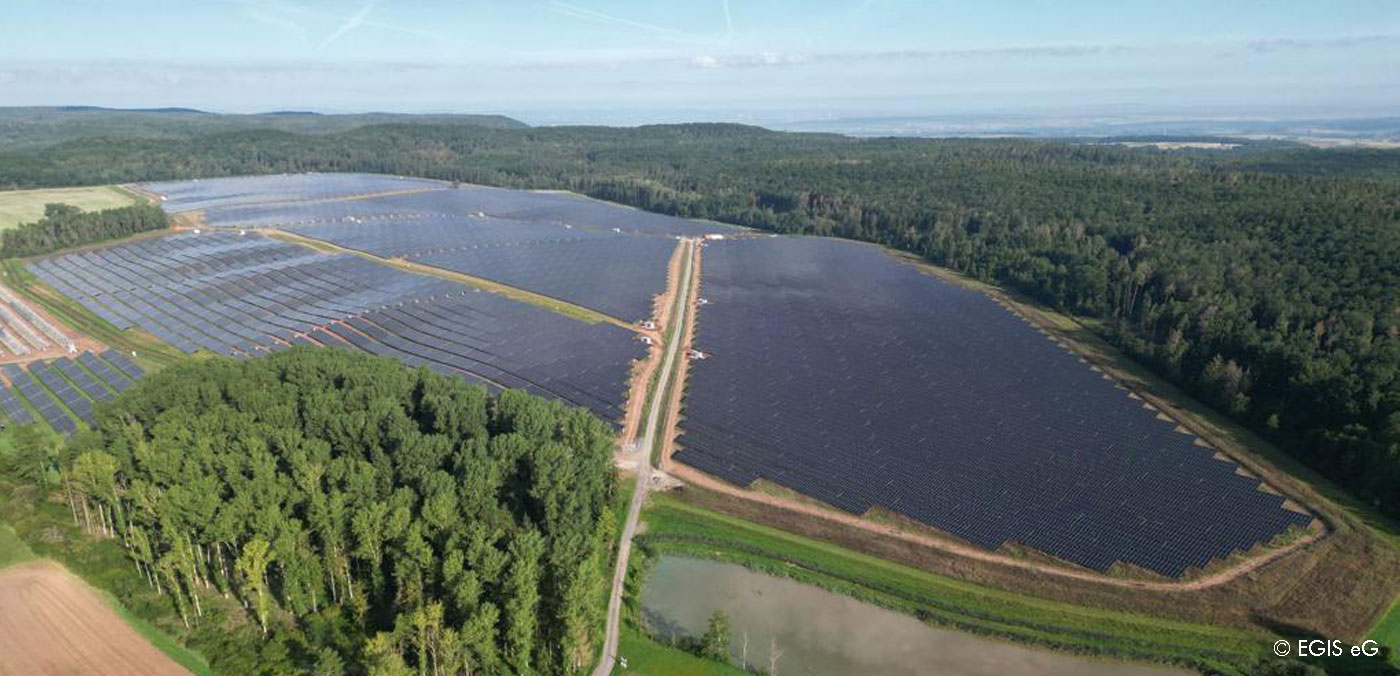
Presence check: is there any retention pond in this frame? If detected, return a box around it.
[641,556,1188,676]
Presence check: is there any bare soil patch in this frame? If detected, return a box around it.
[0,560,190,676]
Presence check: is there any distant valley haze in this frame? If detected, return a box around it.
[2,0,1398,133]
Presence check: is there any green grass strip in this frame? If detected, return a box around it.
[1367,595,1400,659]
[618,627,749,676]
[93,585,217,676]
[0,523,35,570]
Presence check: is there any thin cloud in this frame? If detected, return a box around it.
[690,51,807,69]
[321,0,376,48]
[807,43,1134,63]
[222,0,442,45]
[1246,34,1398,52]
[722,0,733,39]
[548,2,686,36]
[226,0,308,40]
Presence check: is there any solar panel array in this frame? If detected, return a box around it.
[142,173,444,213]
[195,182,735,237]
[676,236,1312,577]
[137,174,737,322]
[0,349,137,433]
[0,383,33,425]
[282,216,679,321]
[29,231,642,423]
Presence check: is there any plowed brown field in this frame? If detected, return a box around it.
[0,560,190,676]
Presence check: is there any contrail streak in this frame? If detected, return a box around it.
[320,0,375,48]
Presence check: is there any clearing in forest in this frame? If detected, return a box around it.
[0,186,142,230]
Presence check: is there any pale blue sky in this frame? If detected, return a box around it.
[2,1,1397,124]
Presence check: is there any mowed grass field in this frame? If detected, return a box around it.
[1369,598,1400,655]
[0,185,142,229]
[619,628,749,676]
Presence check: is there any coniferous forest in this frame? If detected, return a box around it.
[52,348,617,675]
[0,122,1396,521]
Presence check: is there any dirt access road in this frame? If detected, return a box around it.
[0,560,190,676]
[592,239,697,676]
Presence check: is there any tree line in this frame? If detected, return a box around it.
[0,123,1396,517]
[1,202,168,258]
[13,348,618,675]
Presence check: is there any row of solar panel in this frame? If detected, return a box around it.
[0,350,141,434]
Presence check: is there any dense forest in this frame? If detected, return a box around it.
[15,348,618,675]
[0,123,1396,519]
[0,202,168,257]
[0,107,525,150]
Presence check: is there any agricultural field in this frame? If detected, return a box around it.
[677,236,1310,578]
[0,561,193,676]
[26,230,642,425]
[0,185,140,229]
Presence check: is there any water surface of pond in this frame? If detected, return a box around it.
[641,556,1188,676]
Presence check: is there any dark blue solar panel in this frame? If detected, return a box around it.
[6,367,76,434]
[676,236,1312,577]
[0,386,33,424]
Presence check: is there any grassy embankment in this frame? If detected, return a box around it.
[618,627,749,676]
[636,492,1275,676]
[0,185,143,230]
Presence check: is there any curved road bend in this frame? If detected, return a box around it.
[593,238,696,676]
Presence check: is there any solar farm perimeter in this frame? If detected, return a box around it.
[15,173,1316,581]
[678,236,1313,578]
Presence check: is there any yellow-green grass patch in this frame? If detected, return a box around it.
[0,186,142,230]
[0,524,35,570]
[1368,595,1400,657]
[618,627,750,676]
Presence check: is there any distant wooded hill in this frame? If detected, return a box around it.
[0,107,527,150]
